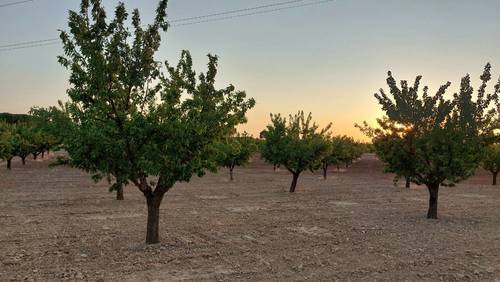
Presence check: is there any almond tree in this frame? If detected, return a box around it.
[361,64,499,219]
[30,102,72,158]
[57,0,255,244]
[13,125,35,166]
[0,123,14,169]
[214,133,257,181]
[482,144,500,185]
[260,111,331,192]
[321,135,366,179]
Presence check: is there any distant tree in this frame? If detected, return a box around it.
[321,136,368,179]
[30,101,73,156]
[214,133,257,181]
[360,64,499,219]
[0,113,30,124]
[0,123,15,169]
[29,130,46,160]
[482,144,500,185]
[320,137,336,180]
[57,0,254,244]
[260,111,331,192]
[338,136,359,168]
[12,124,35,165]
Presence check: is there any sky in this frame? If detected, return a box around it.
[1,0,499,141]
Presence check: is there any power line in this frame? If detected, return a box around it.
[0,0,334,53]
[0,37,58,48]
[169,0,305,23]
[172,0,334,27]
[0,41,58,52]
[1,0,310,48]
[0,0,33,8]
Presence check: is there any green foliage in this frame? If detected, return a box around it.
[362,64,499,187]
[0,109,63,168]
[359,64,500,218]
[214,133,257,180]
[357,118,416,184]
[0,123,15,163]
[482,144,500,173]
[0,113,30,124]
[333,135,363,166]
[0,122,48,167]
[30,101,73,150]
[260,111,331,191]
[320,135,367,178]
[12,124,36,162]
[482,143,500,185]
[57,0,254,243]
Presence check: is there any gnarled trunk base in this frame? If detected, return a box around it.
[426,183,439,219]
[145,193,166,245]
[289,172,300,193]
[116,186,124,200]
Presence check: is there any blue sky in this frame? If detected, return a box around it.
[1,0,499,139]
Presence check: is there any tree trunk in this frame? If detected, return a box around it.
[426,183,439,219]
[323,165,328,180]
[493,172,498,186]
[7,159,12,170]
[21,157,26,165]
[33,153,38,160]
[41,151,45,159]
[229,166,234,181]
[145,194,164,244]
[116,185,124,200]
[289,172,300,193]
[273,164,277,171]
[405,176,410,189]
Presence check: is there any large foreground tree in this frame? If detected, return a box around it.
[360,64,499,219]
[58,0,255,244]
[260,111,330,192]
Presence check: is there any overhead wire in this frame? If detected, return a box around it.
[0,0,33,8]
[0,0,334,52]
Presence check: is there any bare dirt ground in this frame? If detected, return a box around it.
[1,153,500,281]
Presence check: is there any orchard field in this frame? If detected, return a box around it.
[1,153,499,281]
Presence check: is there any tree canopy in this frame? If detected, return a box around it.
[359,63,500,218]
[0,113,30,124]
[214,133,257,181]
[0,123,15,169]
[260,111,331,192]
[57,0,255,244]
[320,135,366,179]
[482,144,500,185]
